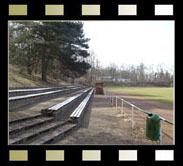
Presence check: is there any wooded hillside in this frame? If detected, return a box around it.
[9,22,91,83]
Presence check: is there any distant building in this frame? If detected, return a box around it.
[97,76,130,82]
[115,78,131,82]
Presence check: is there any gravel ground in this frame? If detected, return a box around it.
[56,94,158,145]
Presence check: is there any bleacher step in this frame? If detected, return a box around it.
[9,114,43,124]
[9,121,66,144]
[30,123,77,145]
[9,116,54,135]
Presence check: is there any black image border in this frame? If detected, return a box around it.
[0,0,180,166]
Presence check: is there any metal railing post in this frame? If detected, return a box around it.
[159,120,162,145]
[131,105,134,129]
[121,99,124,114]
[111,94,113,105]
[112,95,113,105]
[107,95,173,143]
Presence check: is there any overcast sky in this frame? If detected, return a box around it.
[83,21,174,71]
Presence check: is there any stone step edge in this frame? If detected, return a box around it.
[9,117,54,136]
[42,124,77,145]
[9,121,67,145]
[9,114,43,124]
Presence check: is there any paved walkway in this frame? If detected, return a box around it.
[56,94,153,145]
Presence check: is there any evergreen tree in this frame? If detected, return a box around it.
[9,21,91,82]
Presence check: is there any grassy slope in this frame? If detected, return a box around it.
[9,65,66,87]
[104,86,174,106]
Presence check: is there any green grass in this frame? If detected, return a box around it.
[104,86,174,106]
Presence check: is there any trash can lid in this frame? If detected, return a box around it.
[147,113,160,120]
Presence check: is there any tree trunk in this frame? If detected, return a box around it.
[71,77,75,84]
[41,53,48,82]
[27,56,33,75]
[41,29,50,82]
[27,64,32,75]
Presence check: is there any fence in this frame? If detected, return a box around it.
[105,91,174,145]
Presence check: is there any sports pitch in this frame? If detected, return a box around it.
[104,86,174,106]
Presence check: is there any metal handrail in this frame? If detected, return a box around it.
[116,96,174,125]
[105,90,174,144]
[116,97,151,115]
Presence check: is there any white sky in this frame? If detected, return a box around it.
[83,21,174,71]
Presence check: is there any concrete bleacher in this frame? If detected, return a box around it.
[9,86,83,111]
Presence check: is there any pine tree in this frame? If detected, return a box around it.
[9,21,91,82]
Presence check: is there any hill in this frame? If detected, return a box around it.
[9,65,67,87]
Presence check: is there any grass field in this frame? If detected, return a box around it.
[104,86,174,106]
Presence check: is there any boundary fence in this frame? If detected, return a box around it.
[105,91,174,145]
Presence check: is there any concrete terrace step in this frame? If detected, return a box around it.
[9,116,54,135]
[9,89,87,123]
[70,88,94,122]
[9,113,43,124]
[9,121,66,145]
[41,88,92,120]
[9,87,56,97]
[30,123,77,145]
[9,89,68,101]
[9,87,82,111]
[9,86,81,97]
[8,87,93,145]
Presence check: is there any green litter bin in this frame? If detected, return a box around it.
[146,113,160,141]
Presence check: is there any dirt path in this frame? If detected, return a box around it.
[56,94,156,145]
